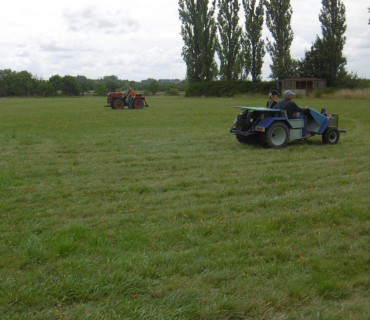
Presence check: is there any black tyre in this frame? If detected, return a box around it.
[261,121,290,148]
[113,99,124,109]
[133,99,144,109]
[322,127,340,144]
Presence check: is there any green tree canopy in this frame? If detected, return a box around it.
[86,79,96,91]
[318,0,347,87]
[298,38,326,79]
[129,81,138,88]
[0,69,37,96]
[102,75,119,82]
[264,0,295,80]
[38,81,55,96]
[148,80,160,96]
[76,75,89,95]
[179,0,218,82]
[61,76,80,96]
[106,80,120,92]
[217,0,243,81]
[0,69,17,96]
[243,0,265,82]
[49,75,62,93]
[94,83,107,96]
[14,71,37,96]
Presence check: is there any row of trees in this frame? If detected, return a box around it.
[179,0,349,87]
[0,70,83,97]
[0,70,188,97]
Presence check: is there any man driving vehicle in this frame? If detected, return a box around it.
[273,90,309,119]
[123,84,133,109]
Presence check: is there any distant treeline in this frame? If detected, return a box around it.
[1,68,369,98]
[0,70,188,97]
[185,80,276,97]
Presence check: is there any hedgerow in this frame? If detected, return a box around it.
[185,80,276,97]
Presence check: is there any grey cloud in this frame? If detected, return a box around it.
[63,6,139,34]
[54,54,76,59]
[40,43,72,52]
[38,39,96,54]
[15,51,30,57]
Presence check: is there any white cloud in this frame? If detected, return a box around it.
[62,6,139,34]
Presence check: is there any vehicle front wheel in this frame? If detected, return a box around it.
[261,121,290,148]
[322,127,340,144]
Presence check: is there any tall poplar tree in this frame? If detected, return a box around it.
[240,36,252,80]
[264,0,294,80]
[298,37,327,79]
[217,0,243,81]
[318,0,347,86]
[243,0,265,82]
[179,0,218,83]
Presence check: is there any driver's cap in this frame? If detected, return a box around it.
[284,90,296,97]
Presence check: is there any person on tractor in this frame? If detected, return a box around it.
[274,90,311,138]
[123,85,133,109]
[266,90,279,108]
[273,90,309,119]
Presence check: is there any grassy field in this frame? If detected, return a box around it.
[1,96,369,319]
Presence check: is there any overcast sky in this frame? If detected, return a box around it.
[1,0,369,81]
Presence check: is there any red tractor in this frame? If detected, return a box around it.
[104,92,149,110]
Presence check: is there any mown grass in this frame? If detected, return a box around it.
[1,96,369,319]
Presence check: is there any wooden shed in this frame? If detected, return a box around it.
[277,78,327,97]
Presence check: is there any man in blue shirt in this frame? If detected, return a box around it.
[273,90,309,119]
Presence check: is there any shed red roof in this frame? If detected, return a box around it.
[280,78,325,82]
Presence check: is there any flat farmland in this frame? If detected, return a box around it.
[1,96,369,319]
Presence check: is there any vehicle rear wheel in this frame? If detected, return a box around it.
[322,127,340,144]
[133,99,144,109]
[113,99,124,109]
[261,121,289,148]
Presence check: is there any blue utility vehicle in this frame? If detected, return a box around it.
[230,106,345,148]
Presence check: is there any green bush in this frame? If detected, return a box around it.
[94,83,107,96]
[314,89,323,98]
[61,75,81,96]
[38,81,55,96]
[166,88,179,96]
[185,80,276,97]
[323,87,335,94]
[314,87,335,98]
[143,89,152,96]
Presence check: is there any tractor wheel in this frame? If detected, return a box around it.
[261,121,290,148]
[133,99,144,109]
[113,100,124,109]
[322,127,340,144]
